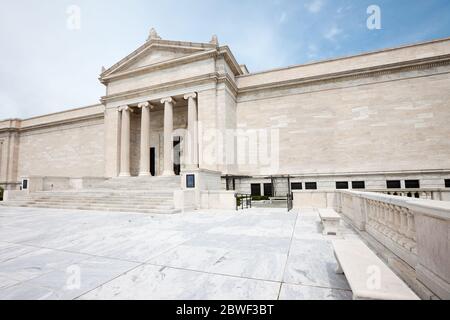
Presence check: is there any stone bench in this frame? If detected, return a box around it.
[318,208,340,235]
[332,239,420,300]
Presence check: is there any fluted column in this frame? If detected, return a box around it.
[184,92,199,170]
[161,97,175,176]
[119,105,131,177]
[138,102,152,176]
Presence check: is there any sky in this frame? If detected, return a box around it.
[0,0,449,120]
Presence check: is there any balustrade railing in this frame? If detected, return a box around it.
[370,188,445,201]
[364,198,417,255]
[291,188,450,299]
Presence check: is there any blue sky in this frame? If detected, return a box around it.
[1,0,449,119]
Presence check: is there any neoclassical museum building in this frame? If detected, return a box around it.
[1,29,450,207]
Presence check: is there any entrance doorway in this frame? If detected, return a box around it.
[173,137,181,176]
[150,147,156,176]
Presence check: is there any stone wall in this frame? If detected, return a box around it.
[17,118,105,178]
[235,66,450,176]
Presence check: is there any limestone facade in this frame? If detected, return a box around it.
[1,30,450,193]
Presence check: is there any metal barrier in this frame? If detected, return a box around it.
[235,194,252,211]
[287,192,294,212]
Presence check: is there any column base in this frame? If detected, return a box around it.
[139,172,151,177]
[162,170,175,177]
[118,172,131,177]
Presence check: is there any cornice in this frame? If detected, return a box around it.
[218,46,243,76]
[101,73,221,103]
[0,127,20,134]
[244,169,450,179]
[238,54,450,94]
[16,113,103,133]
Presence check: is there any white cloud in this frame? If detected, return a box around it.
[324,25,342,41]
[305,0,324,13]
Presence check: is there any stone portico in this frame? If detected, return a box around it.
[115,93,199,178]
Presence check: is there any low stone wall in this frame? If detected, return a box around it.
[293,190,449,299]
[22,176,107,192]
[180,169,235,210]
[292,190,339,209]
[173,190,196,212]
[200,190,236,210]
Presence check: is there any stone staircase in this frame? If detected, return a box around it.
[1,176,182,214]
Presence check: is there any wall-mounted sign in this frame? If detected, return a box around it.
[186,174,195,188]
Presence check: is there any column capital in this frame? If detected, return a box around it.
[137,102,149,109]
[161,97,176,105]
[137,101,154,109]
[184,92,197,100]
[118,105,131,112]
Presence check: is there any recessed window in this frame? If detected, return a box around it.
[250,184,261,196]
[22,179,28,190]
[305,182,317,190]
[291,183,303,190]
[445,179,450,188]
[336,181,349,190]
[263,183,273,197]
[352,181,366,189]
[386,180,401,189]
[405,180,420,189]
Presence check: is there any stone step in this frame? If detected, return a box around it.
[16,196,173,202]
[5,197,173,205]
[30,190,176,196]
[2,176,183,214]
[5,196,174,204]
[10,194,174,200]
[94,177,181,190]
[3,201,175,210]
[0,203,180,214]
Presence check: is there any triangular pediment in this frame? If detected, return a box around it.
[101,39,217,80]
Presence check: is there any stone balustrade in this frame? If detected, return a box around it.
[370,189,446,201]
[293,189,450,300]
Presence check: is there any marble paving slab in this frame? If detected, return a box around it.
[148,244,288,282]
[0,206,365,300]
[79,264,281,300]
[279,283,352,300]
[283,239,350,290]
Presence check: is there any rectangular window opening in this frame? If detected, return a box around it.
[352,181,366,189]
[336,181,349,190]
[405,180,420,189]
[291,183,303,190]
[305,182,317,190]
[386,180,401,189]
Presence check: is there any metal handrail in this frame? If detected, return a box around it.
[235,193,252,211]
[287,192,294,212]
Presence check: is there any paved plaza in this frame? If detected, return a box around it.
[0,206,362,300]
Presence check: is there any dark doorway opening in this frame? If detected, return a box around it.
[173,137,181,176]
[150,147,156,176]
[264,183,273,197]
[251,184,261,197]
